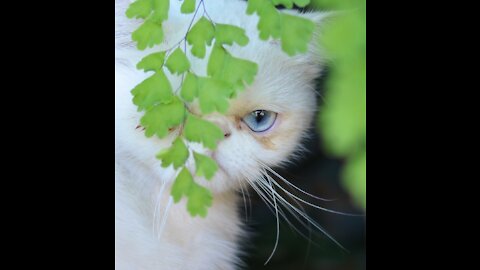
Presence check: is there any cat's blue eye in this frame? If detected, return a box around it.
[242,110,277,132]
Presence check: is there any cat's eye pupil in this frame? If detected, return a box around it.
[253,110,265,123]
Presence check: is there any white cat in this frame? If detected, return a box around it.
[115,0,327,269]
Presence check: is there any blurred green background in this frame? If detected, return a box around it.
[313,0,366,210]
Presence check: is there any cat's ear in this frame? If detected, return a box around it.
[299,10,335,54]
[284,10,333,78]
[278,9,333,52]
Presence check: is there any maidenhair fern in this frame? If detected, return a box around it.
[126,0,317,217]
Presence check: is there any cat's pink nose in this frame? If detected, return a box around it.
[220,126,231,138]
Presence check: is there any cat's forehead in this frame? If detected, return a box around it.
[228,63,319,117]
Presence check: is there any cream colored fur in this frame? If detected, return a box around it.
[115,0,326,269]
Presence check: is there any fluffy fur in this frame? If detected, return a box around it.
[115,1,326,269]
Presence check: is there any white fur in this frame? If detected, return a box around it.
[115,1,326,269]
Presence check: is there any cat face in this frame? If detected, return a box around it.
[115,1,326,194]
[187,55,320,193]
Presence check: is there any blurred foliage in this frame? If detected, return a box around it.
[311,0,366,209]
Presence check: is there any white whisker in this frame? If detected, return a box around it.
[246,176,293,228]
[238,181,249,222]
[245,177,276,214]
[157,196,173,240]
[247,172,319,245]
[243,167,350,255]
[262,172,348,252]
[243,181,253,221]
[264,176,280,265]
[152,180,167,237]
[256,175,321,248]
[276,181,361,217]
[261,163,336,202]
[258,174,318,244]
[262,168,362,217]
[256,179,304,234]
